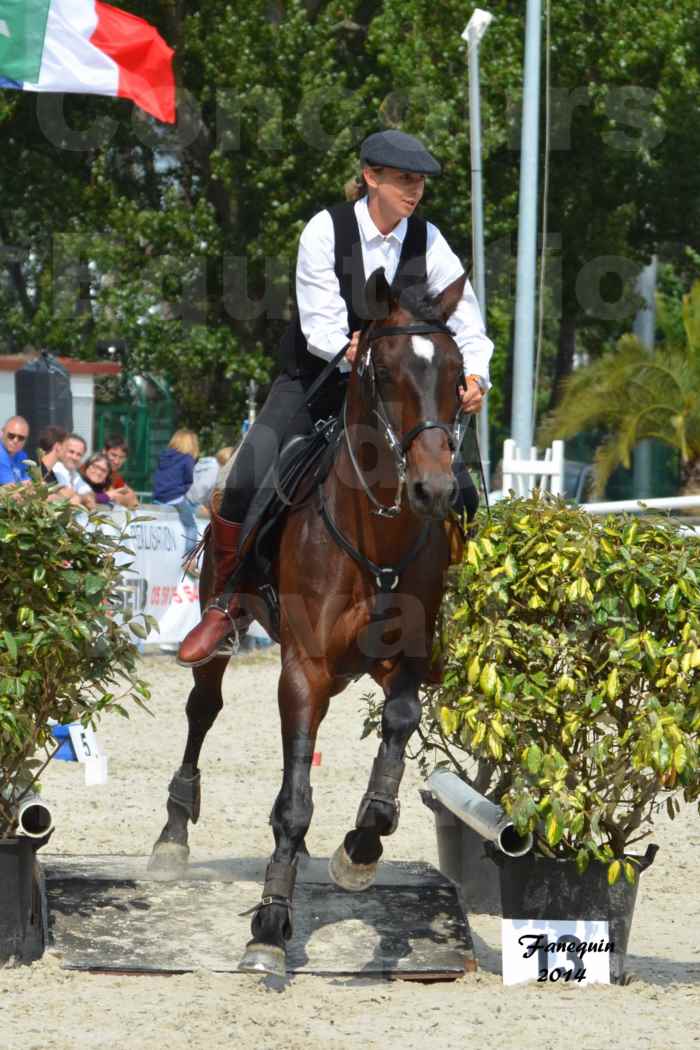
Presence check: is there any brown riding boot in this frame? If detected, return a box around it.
[176,510,245,668]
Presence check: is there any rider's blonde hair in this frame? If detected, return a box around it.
[344,166,385,202]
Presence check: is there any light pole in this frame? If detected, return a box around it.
[462,8,493,489]
[632,257,657,498]
[510,0,542,459]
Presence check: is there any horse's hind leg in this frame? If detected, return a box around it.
[239,664,329,977]
[148,655,229,879]
[330,662,421,891]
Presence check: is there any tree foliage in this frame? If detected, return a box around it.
[538,279,700,495]
[1,0,700,441]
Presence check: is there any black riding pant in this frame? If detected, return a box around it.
[220,371,479,524]
[220,372,344,523]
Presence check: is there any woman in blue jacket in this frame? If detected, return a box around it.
[153,429,200,575]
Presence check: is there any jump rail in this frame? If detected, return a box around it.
[579,495,700,515]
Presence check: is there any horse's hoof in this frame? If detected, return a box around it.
[328,843,378,892]
[147,841,189,880]
[238,942,287,978]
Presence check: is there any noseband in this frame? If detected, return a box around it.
[343,321,465,517]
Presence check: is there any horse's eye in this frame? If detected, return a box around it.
[374,366,392,383]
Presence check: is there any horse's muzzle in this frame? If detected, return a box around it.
[407,474,458,520]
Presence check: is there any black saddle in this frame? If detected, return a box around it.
[234,418,340,635]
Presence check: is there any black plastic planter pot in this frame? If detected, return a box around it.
[421,791,501,913]
[0,838,46,965]
[495,846,658,985]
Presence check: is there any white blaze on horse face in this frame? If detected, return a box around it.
[411,335,434,363]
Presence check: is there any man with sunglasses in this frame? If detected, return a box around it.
[0,416,31,486]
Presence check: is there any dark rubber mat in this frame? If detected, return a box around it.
[44,854,475,978]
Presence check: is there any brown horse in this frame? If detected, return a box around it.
[149,268,467,977]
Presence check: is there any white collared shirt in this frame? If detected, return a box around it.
[296,197,493,384]
[53,460,93,495]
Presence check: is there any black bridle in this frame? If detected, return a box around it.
[344,320,466,518]
[319,318,466,595]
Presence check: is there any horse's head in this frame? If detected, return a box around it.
[355,268,466,520]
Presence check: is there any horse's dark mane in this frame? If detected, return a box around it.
[391,282,443,324]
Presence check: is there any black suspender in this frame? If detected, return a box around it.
[328,202,428,326]
[280,202,428,377]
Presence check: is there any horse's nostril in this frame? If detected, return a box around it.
[413,481,430,504]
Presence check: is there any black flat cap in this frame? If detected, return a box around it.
[360,130,441,175]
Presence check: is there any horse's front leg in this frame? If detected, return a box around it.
[329,661,421,891]
[239,662,329,978]
[148,656,229,879]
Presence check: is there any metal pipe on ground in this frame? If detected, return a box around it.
[427,769,533,858]
[15,793,54,839]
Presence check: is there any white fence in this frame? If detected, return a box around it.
[494,440,700,517]
[501,438,565,498]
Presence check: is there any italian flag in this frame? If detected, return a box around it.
[0,0,176,122]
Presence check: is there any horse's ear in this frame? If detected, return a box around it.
[437,274,466,322]
[365,267,392,320]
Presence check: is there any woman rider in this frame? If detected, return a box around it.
[177,129,493,667]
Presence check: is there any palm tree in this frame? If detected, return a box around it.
[538,280,700,498]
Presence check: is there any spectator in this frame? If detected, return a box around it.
[37,424,66,484]
[37,425,81,506]
[103,435,139,509]
[53,432,97,511]
[153,429,199,575]
[187,445,237,515]
[80,453,114,506]
[0,416,31,487]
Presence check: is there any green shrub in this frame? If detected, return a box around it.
[420,495,700,881]
[0,482,152,838]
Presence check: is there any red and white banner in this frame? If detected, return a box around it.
[103,507,273,649]
[110,506,202,645]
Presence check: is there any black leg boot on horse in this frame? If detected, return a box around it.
[239,675,327,978]
[330,664,422,892]
[176,508,249,667]
[148,652,228,878]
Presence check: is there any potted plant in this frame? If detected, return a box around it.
[414,495,700,980]
[0,479,151,964]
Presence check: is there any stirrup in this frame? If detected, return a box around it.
[204,596,250,657]
[214,630,241,658]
